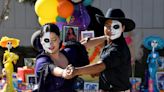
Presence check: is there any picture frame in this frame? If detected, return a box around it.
[129,77,142,91]
[26,74,37,85]
[24,58,36,68]
[156,72,164,90]
[81,31,95,39]
[84,82,99,90]
[159,56,164,70]
[63,25,79,42]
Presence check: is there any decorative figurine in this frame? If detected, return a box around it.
[0,36,20,92]
[143,36,164,92]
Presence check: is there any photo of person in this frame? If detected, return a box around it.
[129,77,141,91]
[156,72,164,90]
[26,74,37,85]
[159,57,164,69]
[81,31,95,39]
[63,26,79,42]
[158,82,164,90]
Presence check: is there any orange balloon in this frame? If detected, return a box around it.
[38,17,56,26]
[57,0,67,3]
[57,1,74,18]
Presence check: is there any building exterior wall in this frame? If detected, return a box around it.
[0,0,164,58]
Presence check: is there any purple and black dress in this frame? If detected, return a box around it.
[35,41,89,92]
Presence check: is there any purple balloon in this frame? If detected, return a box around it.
[68,3,90,31]
[56,22,67,31]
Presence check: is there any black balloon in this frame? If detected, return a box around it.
[86,5,104,37]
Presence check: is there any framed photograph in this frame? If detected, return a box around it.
[26,74,37,85]
[84,82,99,90]
[129,77,142,91]
[159,56,164,70]
[156,72,164,90]
[63,26,79,42]
[24,58,36,68]
[81,31,95,39]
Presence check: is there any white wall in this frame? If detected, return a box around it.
[0,0,164,57]
[91,0,164,59]
[0,0,39,46]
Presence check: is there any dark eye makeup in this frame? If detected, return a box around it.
[113,25,120,29]
[44,38,50,43]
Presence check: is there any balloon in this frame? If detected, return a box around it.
[56,16,66,22]
[38,17,56,26]
[66,16,71,23]
[57,1,74,18]
[68,4,90,31]
[57,0,67,3]
[83,0,93,6]
[56,22,67,31]
[86,5,104,37]
[35,0,58,18]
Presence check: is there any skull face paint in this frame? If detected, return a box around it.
[40,32,59,54]
[104,20,123,40]
[151,40,158,48]
[7,41,12,49]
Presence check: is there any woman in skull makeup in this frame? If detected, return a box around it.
[64,8,136,92]
[32,23,89,92]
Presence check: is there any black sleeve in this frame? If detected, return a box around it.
[101,50,122,69]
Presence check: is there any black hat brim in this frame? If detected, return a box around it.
[96,14,135,32]
[31,30,43,52]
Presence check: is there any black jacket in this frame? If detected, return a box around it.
[99,35,132,91]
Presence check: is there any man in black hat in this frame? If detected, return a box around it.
[63,8,135,92]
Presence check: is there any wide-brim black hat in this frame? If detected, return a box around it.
[96,8,135,32]
[31,30,43,52]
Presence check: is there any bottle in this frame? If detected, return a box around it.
[17,78,23,92]
[12,74,18,90]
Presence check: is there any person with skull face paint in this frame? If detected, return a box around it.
[63,8,136,92]
[33,23,89,92]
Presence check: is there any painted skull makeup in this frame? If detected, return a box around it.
[105,20,123,40]
[151,40,158,48]
[40,24,61,54]
[41,32,57,54]
[7,41,12,49]
[41,32,51,53]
